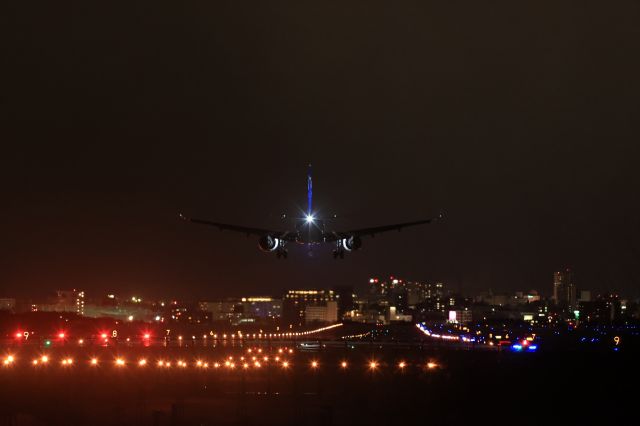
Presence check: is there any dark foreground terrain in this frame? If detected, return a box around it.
[0,344,636,426]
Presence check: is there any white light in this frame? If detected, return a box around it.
[305,214,315,223]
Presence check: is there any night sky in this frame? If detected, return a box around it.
[2,1,639,300]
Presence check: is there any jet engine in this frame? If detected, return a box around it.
[340,236,362,252]
[258,235,282,252]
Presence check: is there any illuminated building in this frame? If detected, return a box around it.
[447,309,472,324]
[553,269,577,311]
[240,297,282,319]
[282,290,335,327]
[37,289,85,316]
[305,301,338,324]
[0,298,16,311]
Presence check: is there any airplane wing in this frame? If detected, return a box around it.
[327,213,443,240]
[180,214,295,240]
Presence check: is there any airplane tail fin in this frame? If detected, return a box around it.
[307,163,312,215]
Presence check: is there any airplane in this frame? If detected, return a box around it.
[180,165,442,259]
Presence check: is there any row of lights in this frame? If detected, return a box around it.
[15,323,343,343]
[5,355,438,371]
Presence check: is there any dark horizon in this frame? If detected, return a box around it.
[2,1,639,300]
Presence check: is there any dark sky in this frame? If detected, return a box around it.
[1,1,639,300]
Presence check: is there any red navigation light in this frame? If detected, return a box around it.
[15,332,23,338]
[100,332,108,339]
[522,340,529,346]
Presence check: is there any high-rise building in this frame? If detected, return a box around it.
[553,269,576,310]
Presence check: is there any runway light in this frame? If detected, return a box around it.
[101,333,108,339]
[369,361,378,370]
[78,339,84,345]
[116,358,125,366]
[196,360,203,367]
[311,361,318,369]
[16,332,23,338]
[32,359,39,365]
[214,363,220,368]
[58,332,66,339]
[398,361,406,369]
[143,334,150,340]
[90,358,98,366]
[157,361,164,367]
[427,362,438,369]
[138,359,147,366]
[282,361,289,368]
[41,355,49,364]
[305,214,315,223]
[254,362,261,368]
[341,361,348,369]
[4,355,15,365]
[243,363,249,369]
